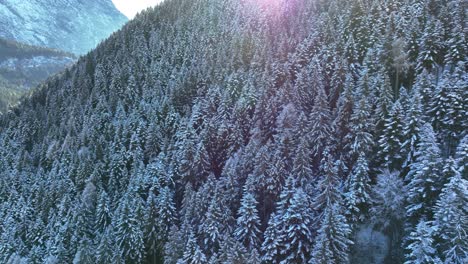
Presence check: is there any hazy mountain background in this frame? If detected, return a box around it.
[0,0,128,114]
[0,0,128,55]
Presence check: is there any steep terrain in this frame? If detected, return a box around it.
[0,0,127,55]
[0,0,466,263]
[0,38,75,113]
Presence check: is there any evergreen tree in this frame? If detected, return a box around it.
[310,203,353,264]
[156,187,176,242]
[96,227,116,264]
[261,213,281,263]
[279,188,314,263]
[378,100,405,171]
[95,190,111,232]
[370,170,406,230]
[405,220,441,264]
[234,188,261,251]
[406,123,444,225]
[402,86,423,170]
[182,232,207,264]
[113,194,145,263]
[346,93,374,158]
[455,135,468,178]
[292,136,314,187]
[345,153,372,223]
[308,84,333,159]
[416,19,445,72]
[313,149,342,217]
[433,170,468,263]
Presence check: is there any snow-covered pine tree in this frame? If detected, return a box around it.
[401,85,423,171]
[279,188,314,263]
[455,135,468,178]
[113,193,145,263]
[405,123,444,226]
[345,153,372,223]
[234,188,261,251]
[346,90,374,159]
[144,190,159,262]
[182,232,207,264]
[312,149,342,218]
[404,220,441,264]
[310,203,353,264]
[370,169,407,261]
[96,227,116,264]
[377,100,405,171]
[156,186,177,242]
[260,177,296,262]
[261,212,282,263]
[307,84,333,160]
[433,169,468,263]
[95,190,111,232]
[416,18,445,72]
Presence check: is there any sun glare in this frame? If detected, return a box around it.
[250,0,287,17]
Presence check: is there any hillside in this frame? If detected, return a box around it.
[0,0,466,263]
[0,0,127,55]
[0,38,75,113]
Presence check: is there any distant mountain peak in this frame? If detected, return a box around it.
[0,0,128,55]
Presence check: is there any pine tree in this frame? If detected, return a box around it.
[234,189,261,251]
[156,186,176,242]
[443,0,466,66]
[310,203,353,264]
[72,240,95,264]
[261,213,281,263]
[378,100,405,171]
[261,177,297,262]
[433,170,468,263]
[144,190,160,262]
[200,190,230,254]
[404,220,441,264]
[345,153,372,223]
[313,149,342,218]
[292,136,314,187]
[279,188,314,263]
[308,85,333,159]
[402,86,423,170]
[182,232,207,264]
[416,19,445,72]
[430,66,466,153]
[95,190,111,232]
[455,135,468,178]
[406,123,444,225]
[96,227,116,264]
[164,225,186,264]
[346,93,374,158]
[113,194,145,263]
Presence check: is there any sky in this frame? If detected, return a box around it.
[112,0,163,19]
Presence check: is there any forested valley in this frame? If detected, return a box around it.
[0,0,466,263]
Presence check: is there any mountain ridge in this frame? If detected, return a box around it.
[0,0,128,55]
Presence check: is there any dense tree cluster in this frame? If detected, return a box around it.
[0,0,466,263]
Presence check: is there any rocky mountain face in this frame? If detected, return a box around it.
[0,0,127,55]
[0,38,75,113]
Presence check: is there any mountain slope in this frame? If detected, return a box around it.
[0,0,127,54]
[0,38,75,113]
[0,0,466,263]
